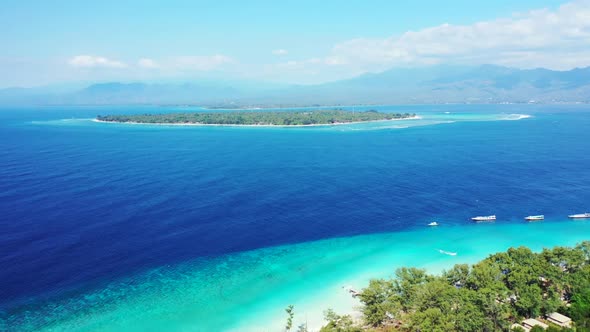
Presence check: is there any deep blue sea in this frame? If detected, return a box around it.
[1,104,590,331]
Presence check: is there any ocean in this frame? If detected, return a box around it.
[1,104,589,331]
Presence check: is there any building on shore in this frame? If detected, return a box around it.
[522,318,548,330]
[511,323,530,331]
[546,312,572,328]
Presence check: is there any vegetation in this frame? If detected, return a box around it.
[96,110,416,126]
[282,305,310,332]
[320,309,363,332]
[320,242,590,331]
[286,305,295,331]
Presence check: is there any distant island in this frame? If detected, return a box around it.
[96,110,417,126]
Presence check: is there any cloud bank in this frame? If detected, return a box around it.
[328,0,590,71]
[53,1,590,85]
[68,55,127,68]
[272,49,288,56]
[137,58,159,69]
[70,55,234,72]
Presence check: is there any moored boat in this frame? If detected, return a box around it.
[471,215,496,222]
[525,215,544,221]
[568,213,590,219]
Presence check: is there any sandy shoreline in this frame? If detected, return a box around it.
[92,116,421,127]
[9,219,590,332]
[229,220,590,332]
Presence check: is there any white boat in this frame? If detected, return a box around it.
[428,221,439,226]
[471,215,496,222]
[525,215,544,221]
[568,213,590,219]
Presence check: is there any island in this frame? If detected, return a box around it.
[95,110,417,126]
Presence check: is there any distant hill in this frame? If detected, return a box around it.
[2,65,590,106]
[65,82,243,105]
[277,64,590,105]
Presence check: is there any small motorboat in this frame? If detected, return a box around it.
[525,215,544,221]
[568,213,590,219]
[428,221,439,226]
[471,215,496,222]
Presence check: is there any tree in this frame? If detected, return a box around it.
[285,305,294,331]
[413,279,456,312]
[452,290,490,332]
[443,264,470,286]
[408,307,453,332]
[334,243,590,332]
[543,246,585,273]
[467,260,506,294]
[393,267,432,311]
[357,279,396,326]
[296,323,308,332]
[319,309,362,332]
[547,326,575,332]
[474,288,511,331]
[576,241,590,263]
[514,284,543,318]
[569,286,590,330]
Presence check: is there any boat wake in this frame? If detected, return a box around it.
[500,114,532,121]
[438,249,457,256]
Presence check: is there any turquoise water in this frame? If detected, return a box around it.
[1,104,590,331]
[11,220,590,331]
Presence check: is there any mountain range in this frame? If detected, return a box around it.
[2,65,590,106]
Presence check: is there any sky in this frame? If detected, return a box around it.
[1,0,589,88]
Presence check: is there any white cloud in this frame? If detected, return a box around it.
[324,56,347,65]
[272,49,288,56]
[170,55,234,71]
[68,55,127,68]
[137,58,159,69]
[328,0,590,70]
[56,1,590,85]
[278,56,346,68]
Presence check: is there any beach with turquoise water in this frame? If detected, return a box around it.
[1,104,590,331]
[8,220,590,332]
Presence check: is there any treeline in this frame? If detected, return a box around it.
[96,110,415,126]
[319,242,590,332]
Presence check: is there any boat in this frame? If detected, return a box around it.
[525,215,544,221]
[568,213,590,219]
[471,215,496,222]
[428,221,439,226]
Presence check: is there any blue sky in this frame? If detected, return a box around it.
[1,0,587,87]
